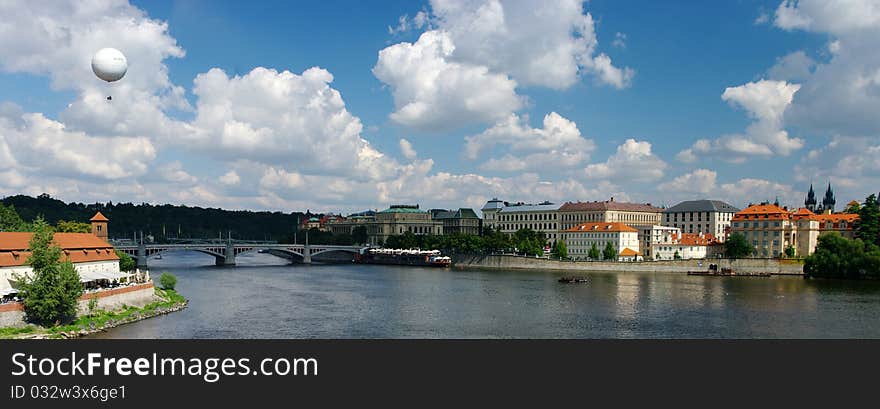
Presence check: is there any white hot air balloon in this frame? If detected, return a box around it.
[91,48,127,100]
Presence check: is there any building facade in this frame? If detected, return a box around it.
[562,222,639,261]
[639,225,681,259]
[1,213,125,297]
[480,198,506,231]
[651,233,717,260]
[367,205,443,246]
[494,202,562,243]
[731,204,820,257]
[430,208,482,236]
[558,199,663,230]
[662,200,739,239]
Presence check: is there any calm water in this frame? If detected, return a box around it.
[91,251,880,338]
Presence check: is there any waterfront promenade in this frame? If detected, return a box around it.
[453,254,805,275]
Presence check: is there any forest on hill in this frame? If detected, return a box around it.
[0,194,313,242]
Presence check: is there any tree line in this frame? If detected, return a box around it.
[1,194,315,242]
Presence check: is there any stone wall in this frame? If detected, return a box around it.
[1,283,157,328]
[454,254,804,275]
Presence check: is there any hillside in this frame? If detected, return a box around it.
[0,194,312,242]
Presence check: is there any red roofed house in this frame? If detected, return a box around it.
[562,222,641,261]
[0,213,123,297]
[731,203,859,258]
[651,232,719,260]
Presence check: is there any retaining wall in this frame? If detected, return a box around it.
[453,254,805,275]
[1,282,157,328]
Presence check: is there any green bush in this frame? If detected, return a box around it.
[804,233,880,279]
[159,272,177,291]
[115,250,136,272]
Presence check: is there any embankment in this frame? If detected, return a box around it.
[453,254,805,275]
[0,282,158,328]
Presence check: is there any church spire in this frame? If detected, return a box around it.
[822,182,835,213]
[805,183,817,212]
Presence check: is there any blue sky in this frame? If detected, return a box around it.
[0,0,878,213]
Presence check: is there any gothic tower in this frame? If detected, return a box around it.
[821,183,836,214]
[805,184,817,212]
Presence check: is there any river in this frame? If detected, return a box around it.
[90,251,880,338]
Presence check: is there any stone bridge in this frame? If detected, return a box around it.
[114,241,367,268]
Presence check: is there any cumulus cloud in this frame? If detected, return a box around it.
[375,0,633,129]
[768,51,816,81]
[373,30,522,130]
[429,0,632,89]
[0,107,155,180]
[771,0,880,136]
[793,136,880,201]
[463,112,595,172]
[399,139,418,160]
[583,139,667,182]
[658,169,718,194]
[677,80,803,163]
[219,170,241,186]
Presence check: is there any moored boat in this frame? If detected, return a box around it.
[355,248,451,267]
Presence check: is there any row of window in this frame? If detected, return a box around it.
[498,213,556,222]
[665,212,733,223]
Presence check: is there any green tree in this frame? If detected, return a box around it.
[0,203,28,231]
[351,226,368,245]
[55,220,91,233]
[115,250,136,272]
[551,240,568,260]
[14,217,83,326]
[804,232,880,279]
[603,242,617,261]
[857,194,879,246]
[784,245,796,258]
[673,250,681,260]
[159,272,177,290]
[588,243,600,260]
[725,233,753,259]
[845,201,861,214]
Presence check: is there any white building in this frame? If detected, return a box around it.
[0,231,123,297]
[558,199,663,230]
[492,201,562,243]
[639,225,681,260]
[562,222,640,261]
[662,200,739,240]
[651,233,717,260]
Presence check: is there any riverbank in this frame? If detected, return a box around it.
[0,288,187,339]
[453,254,805,275]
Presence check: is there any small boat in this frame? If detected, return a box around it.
[558,276,589,284]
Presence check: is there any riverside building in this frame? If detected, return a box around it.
[562,222,640,261]
[491,201,562,243]
[367,205,443,246]
[0,212,127,297]
[662,199,739,239]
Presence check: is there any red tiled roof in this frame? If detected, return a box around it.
[619,248,640,257]
[559,201,662,213]
[564,222,638,233]
[732,204,792,221]
[0,232,118,267]
[89,212,109,222]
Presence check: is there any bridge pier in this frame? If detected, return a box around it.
[217,241,236,266]
[136,241,148,269]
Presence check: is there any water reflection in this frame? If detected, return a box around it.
[90,251,880,339]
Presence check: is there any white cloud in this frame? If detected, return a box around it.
[583,139,667,182]
[768,51,816,81]
[399,139,418,160]
[158,161,198,185]
[794,136,880,201]
[0,107,155,180]
[219,170,241,186]
[375,0,633,130]
[658,169,717,194]
[464,112,595,172]
[373,30,522,130]
[677,80,803,162]
[429,0,633,89]
[612,32,627,49]
[718,178,798,207]
[771,0,880,136]
[187,66,398,181]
